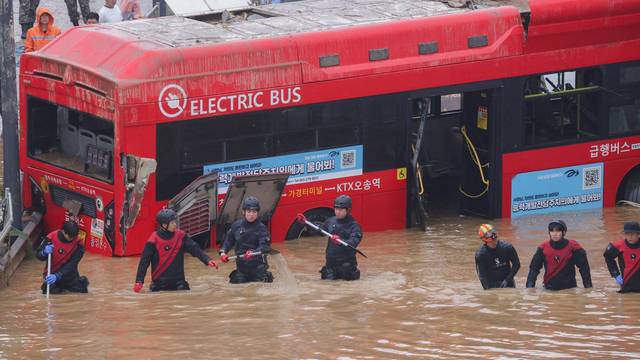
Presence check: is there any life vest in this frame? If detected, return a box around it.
[540,239,581,284]
[42,230,78,276]
[612,239,640,287]
[147,229,185,280]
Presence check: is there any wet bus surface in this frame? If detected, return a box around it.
[1,206,639,359]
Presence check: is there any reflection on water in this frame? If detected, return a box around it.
[1,207,640,359]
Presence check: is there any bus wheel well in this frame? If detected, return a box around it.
[617,165,640,204]
[285,207,334,240]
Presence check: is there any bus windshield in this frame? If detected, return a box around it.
[26,97,114,182]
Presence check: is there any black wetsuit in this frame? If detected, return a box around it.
[320,215,363,281]
[475,240,520,289]
[526,238,592,290]
[220,219,273,284]
[603,239,640,293]
[37,231,89,294]
[135,228,212,291]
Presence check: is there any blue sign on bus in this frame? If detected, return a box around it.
[204,145,363,193]
[511,163,604,218]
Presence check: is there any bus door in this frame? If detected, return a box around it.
[458,90,494,217]
[216,173,289,244]
[168,172,219,247]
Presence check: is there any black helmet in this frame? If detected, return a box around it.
[334,195,352,209]
[623,221,640,233]
[548,219,567,232]
[156,208,177,226]
[62,221,79,238]
[242,196,260,211]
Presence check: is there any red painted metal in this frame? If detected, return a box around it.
[18,0,640,256]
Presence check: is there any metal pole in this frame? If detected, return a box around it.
[46,252,51,298]
[154,0,166,16]
[0,0,23,230]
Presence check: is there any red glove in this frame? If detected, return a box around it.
[133,282,143,293]
[330,234,341,245]
[244,250,254,261]
[220,253,229,263]
[207,259,219,269]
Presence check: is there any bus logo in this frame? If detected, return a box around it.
[158,84,187,118]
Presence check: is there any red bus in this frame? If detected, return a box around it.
[19,0,640,256]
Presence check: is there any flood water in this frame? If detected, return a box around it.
[2,207,640,359]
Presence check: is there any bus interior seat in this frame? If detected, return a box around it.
[78,129,96,160]
[609,106,629,134]
[97,135,114,152]
[61,124,79,156]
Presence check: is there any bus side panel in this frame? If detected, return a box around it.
[119,124,159,256]
[25,166,115,256]
[501,135,640,218]
[270,169,406,242]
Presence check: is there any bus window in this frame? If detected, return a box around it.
[441,93,463,113]
[523,68,602,146]
[26,97,114,182]
[276,130,316,154]
[226,136,272,161]
[608,62,640,134]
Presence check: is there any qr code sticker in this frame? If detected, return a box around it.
[583,166,602,190]
[340,150,356,169]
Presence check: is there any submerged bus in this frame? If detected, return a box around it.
[19,0,640,256]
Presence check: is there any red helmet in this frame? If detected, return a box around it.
[478,224,497,240]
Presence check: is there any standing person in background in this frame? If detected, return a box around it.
[475,224,521,289]
[64,0,91,26]
[19,0,40,39]
[24,7,61,52]
[526,220,592,290]
[603,221,640,293]
[85,12,100,25]
[120,0,143,20]
[99,0,123,23]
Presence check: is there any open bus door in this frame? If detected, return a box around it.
[459,90,495,217]
[216,174,289,244]
[168,172,219,247]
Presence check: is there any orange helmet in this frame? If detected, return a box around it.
[478,224,497,240]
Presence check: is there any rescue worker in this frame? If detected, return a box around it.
[603,221,640,293]
[24,7,61,53]
[526,220,592,290]
[219,197,273,283]
[474,224,521,289]
[36,221,89,294]
[133,209,218,292]
[320,195,363,281]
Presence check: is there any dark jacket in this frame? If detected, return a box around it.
[603,239,640,293]
[526,238,592,290]
[322,215,362,267]
[475,240,520,289]
[135,228,211,284]
[37,231,84,286]
[221,219,271,254]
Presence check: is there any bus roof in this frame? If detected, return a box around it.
[20,0,640,113]
[103,0,528,48]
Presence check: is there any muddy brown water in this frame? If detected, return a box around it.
[1,207,640,359]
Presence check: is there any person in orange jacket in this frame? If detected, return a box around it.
[24,7,61,53]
